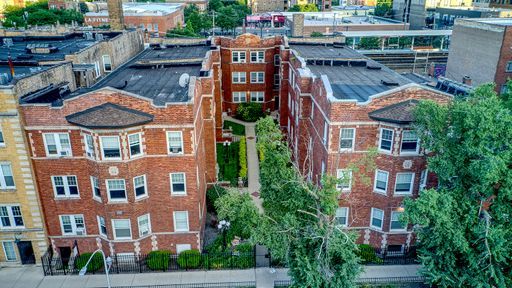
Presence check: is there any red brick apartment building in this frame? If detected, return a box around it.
[16,34,451,257]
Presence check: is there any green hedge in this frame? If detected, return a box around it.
[177,249,201,269]
[357,244,383,264]
[239,136,247,179]
[146,250,171,270]
[236,103,265,122]
[206,185,228,213]
[75,252,103,272]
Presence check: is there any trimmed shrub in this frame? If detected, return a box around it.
[146,250,171,270]
[239,136,247,179]
[235,103,265,122]
[74,252,103,272]
[311,31,324,37]
[357,244,383,264]
[177,249,201,269]
[206,185,227,213]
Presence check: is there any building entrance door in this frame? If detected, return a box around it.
[17,241,36,264]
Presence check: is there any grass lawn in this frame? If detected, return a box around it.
[223,120,246,136]
[217,142,240,185]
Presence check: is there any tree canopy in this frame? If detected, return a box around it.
[2,0,83,28]
[288,4,319,12]
[403,83,512,287]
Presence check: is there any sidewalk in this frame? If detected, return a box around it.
[0,265,422,288]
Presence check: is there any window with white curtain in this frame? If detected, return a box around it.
[100,136,121,160]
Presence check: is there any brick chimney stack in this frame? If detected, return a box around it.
[107,0,124,30]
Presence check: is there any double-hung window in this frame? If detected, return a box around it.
[112,219,131,239]
[250,72,265,83]
[336,169,352,192]
[0,205,24,228]
[400,131,419,154]
[0,126,4,146]
[335,207,349,227]
[173,211,189,232]
[250,91,264,102]
[134,175,147,199]
[274,74,280,87]
[106,179,127,202]
[102,55,112,72]
[84,134,95,159]
[167,131,183,154]
[170,173,186,195]
[370,208,384,230]
[0,163,15,189]
[44,133,72,156]
[374,170,389,194]
[100,136,121,160]
[60,214,85,235]
[379,128,394,152]
[52,176,79,197]
[2,242,16,261]
[232,92,246,103]
[339,128,355,151]
[232,51,246,63]
[419,169,428,191]
[274,54,280,66]
[250,51,264,63]
[91,176,101,200]
[394,173,414,195]
[390,211,406,231]
[128,133,142,158]
[232,72,246,84]
[97,216,107,237]
[138,214,151,237]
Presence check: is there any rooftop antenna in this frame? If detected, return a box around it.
[4,38,15,80]
[178,73,190,88]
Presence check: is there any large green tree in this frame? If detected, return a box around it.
[253,117,361,287]
[2,0,83,28]
[288,4,319,12]
[403,83,512,287]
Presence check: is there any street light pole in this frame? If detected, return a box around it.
[79,249,113,288]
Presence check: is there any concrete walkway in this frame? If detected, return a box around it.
[0,265,422,288]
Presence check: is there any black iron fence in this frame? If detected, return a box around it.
[41,250,256,276]
[111,282,256,288]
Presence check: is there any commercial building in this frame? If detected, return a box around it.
[84,3,185,36]
[446,18,512,92]
[426,6,512,29]
[392,0,473,29]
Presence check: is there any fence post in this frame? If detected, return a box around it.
[139,254,143,273]
[115,254,119,274]
[253,246,256,268]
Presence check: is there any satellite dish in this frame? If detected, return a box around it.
[179,73,190,88]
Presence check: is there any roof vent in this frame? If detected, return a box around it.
[84,32,94,40]
[26,43,58,54]
[95,33,104,41]
[0,73,9,85]
[381,80,399,86]
[367,65,382,70]
[179,73,190,88]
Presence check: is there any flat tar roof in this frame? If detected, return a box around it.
[466,18,512,26]
[290,44,365,60]
[0,65,51,85]
[303,16,401,26]
[341,30,452,37]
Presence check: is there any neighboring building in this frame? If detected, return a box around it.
[47,0,80,10]
[392,0,473,29]
[426,6,512,29]
[249,0,286,13]
[165,0,208,11]
[278,42,451,250]
[19,43,218,257]
[84,3,185,36]
[0,62,76,265]
[0,30,144,87]
[446,18,512,93]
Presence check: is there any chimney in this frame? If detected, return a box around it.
[462,75,472,86]
[107,0,124,30]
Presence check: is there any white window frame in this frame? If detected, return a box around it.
[154,23,159,32]
[400,130,420,155]
[97,215,107,237]
[323,121,328,145]
[232,92,246,103]
[166,131,184,155]
[112,219,132,240]
[250,91,264,102]
[379,128,394,153]
[232,51,246,63]
[311,102,315,119]
[100,136,121,160]
[106,179,127,202]
[173,211,189,232]
[43,133,72,157]
[232,72,246,84]
[0,126,5,147]
[419,169,428,191]
[0,205,24,229]
[335,207,349,227]
[507,61,512,72]
[374,170,389,194]
[84,134,95,159]
[370,208,384,230]
[90,176,101,202]
[2,241,16,261]
[250,51,265,63]
[336,169,352,192]
[339,128,355,151]
[137,214,151,237]
[133,175,148,199]
[51,176,79,198]
[390,211,406,231]
[102,55,112,72]
[0,163,15,189]
[176,244,192,254]
[250,72,265,84]
[128,133,143,158]
[59,214,85,235]
[170,173,187,196]
[94,61,101,78]
[394,173,415,195]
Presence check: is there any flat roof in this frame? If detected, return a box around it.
[0,32,120,64]
[143,45,210,61]
[341,30,452,37]
[303,16,402,26]
[466,18,512,26]
[0,65,51,85]
[290,44,365,60]
[86,3,182,17]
